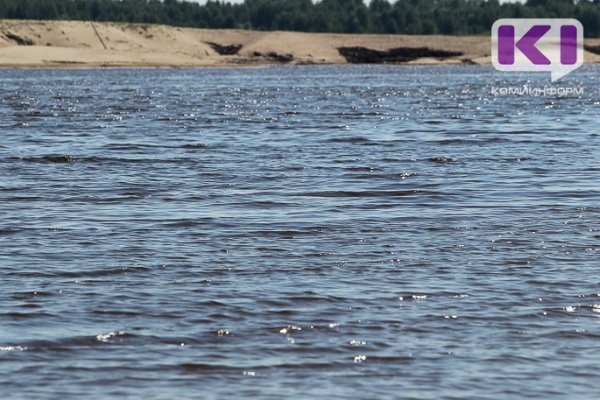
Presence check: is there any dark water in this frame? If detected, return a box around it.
[1,65,600,399]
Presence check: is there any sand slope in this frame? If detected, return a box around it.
[1,19,599,67]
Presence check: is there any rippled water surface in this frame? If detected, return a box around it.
[1,65,600,399]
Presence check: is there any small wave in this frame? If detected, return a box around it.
[5,155,194,165]
[96,331,127,343]
[10,290,56,300]
[358,355,413,363]
[84,156,195,164]
[7,155,77,163]
[102,143,170,151]
[0,227,24,236]
[1,311,55,319]
[161,218,216,228]
[181,143,208,149]
[297,190,419,198]
[428,157,457,163]
[398,294,428,301]
[541,330,600,339]
[0,346,27,352]
[347,166,379,172]
[180,363,245,372]
[6,265,154,279]
[248,228,324,238]
[326,136,371,144]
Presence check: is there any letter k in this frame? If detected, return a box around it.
[516,25,551,65]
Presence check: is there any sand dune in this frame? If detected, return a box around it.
[1,19,599,67]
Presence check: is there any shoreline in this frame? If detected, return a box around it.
[1,19,600,68]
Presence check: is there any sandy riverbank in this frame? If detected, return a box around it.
[1,19,600,68]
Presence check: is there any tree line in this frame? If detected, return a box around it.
[1,0,599,38]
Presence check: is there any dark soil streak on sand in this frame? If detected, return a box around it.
[338,46,463,63]
[205,42,243,55]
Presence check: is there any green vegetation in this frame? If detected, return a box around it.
[1,0,599,37]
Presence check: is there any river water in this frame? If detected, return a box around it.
[1,65,600,399]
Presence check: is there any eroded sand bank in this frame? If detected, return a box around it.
[1,19,600,67]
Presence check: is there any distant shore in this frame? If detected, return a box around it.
[1,19,600,68]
